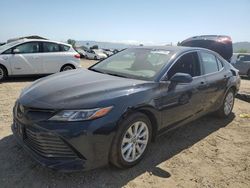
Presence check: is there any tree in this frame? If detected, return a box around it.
[90,45,99,49]
[67,39,76,48]
[236,49,248,53]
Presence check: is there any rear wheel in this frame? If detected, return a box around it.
[94,56,97,60]
[0,66,7,81]
[216,89,235,118]
[110,112,152,168]
[61,65,75,72]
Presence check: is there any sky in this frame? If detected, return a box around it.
[0,0,250,44]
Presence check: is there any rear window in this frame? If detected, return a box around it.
[200,52,218,74]
[43,42,60,52]
[60,44,70,51]
[217,58,224,70]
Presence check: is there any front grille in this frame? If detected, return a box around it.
[15,102,55,121]
[24,128,77,159]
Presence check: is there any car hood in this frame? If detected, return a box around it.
[19,69,150,109]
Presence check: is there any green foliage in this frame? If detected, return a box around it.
[67,39,76,48]
[236,49,248,53]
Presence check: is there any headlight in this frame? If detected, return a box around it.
[49,106,113,121]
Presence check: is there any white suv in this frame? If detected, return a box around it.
[0,39,81,81]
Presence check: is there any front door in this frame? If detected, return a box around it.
[9,42,43,75]
[159,51,206,128]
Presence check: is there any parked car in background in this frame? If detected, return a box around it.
[76,48,87,58]
[12,44,240,171]
[102,49,114,57]
[85,49,107,60]
[230,53,250,78]
[180,35,233,62]
[0,39,81,81]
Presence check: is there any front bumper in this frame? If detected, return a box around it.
[11,114,117,172]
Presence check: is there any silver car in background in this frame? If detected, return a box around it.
[230,53,250,78]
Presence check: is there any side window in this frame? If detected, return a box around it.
[241,55,250,61]
[43,42,60,52]
[200,52,218,74]
[217,58,224,70]
[167,52,201,79]
[3,48,12,54]
[60,44,70,51]
[14,42,40,53]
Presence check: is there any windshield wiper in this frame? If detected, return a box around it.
[104,72,128,78]
[90,68,128,78]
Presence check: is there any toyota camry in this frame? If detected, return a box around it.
[12,45,240,171]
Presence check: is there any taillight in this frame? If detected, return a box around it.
[217,37,231,43]
[74,54,81,59]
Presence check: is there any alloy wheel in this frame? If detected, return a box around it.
[224,92,234,115]
[62,66,73,71]
[121,121,149,163]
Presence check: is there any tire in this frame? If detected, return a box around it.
[61,65,75,72]
[94,56,97,60]
[110,112,152,168]
[216,89,235,118]
[0,65,7,81]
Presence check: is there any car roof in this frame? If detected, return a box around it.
[11,38,71,46]
[130,45,212,54]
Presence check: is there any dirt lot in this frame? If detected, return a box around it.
[0,59,250,188]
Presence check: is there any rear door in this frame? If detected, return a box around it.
[41,42,70,73]
[199,51,228,111]
[9,42,43,75]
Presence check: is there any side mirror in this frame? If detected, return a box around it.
[13,49,20,54]
[170,73,193,83]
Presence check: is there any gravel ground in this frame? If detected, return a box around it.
[0,59,249,188]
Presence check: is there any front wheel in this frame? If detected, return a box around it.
[216,89,235,118]
[110,112,152,168]
[0,66,7,81]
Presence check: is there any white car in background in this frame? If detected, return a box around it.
[85,49,107,60]
[0,39,81,81]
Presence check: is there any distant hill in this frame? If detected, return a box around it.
[76,40,250,52]
[76,40,138,50]
[233,42,250,52]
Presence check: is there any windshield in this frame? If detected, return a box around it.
[90,48,173,81]
[0,40,21,51]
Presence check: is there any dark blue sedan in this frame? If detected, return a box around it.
[12,46,240,171]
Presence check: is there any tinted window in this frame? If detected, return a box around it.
[167,52,201,79]
[60,44,70,51]
[239,55,250,61]
[14,42,40,53]
[217,58,224,70]
[3,48,12,54]
[43,42,60,52]
[200,52,218,74]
